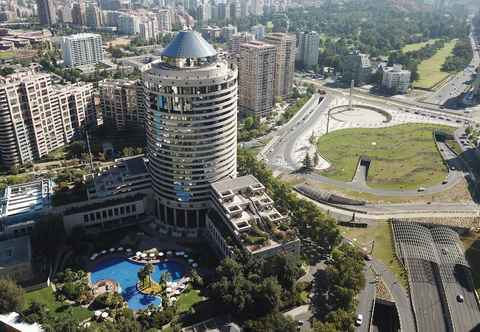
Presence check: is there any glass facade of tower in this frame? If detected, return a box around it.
[143,36,238,235]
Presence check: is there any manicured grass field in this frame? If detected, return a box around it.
[176,289,203,313]
[401,39,438,53]
[25,287,92,321]
[339,222,408,289]
[0,50,15,59]
[317,124,453,189]
[413,39,457,89]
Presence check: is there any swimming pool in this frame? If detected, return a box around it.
[90,257,185,310]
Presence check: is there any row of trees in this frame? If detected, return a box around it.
[312,244,366,332]
[236,149,367,331]
[442,38,473,72]
[207,253,302,331]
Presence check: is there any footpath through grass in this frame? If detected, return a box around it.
[414,39,457,89]
[25,287,92,321]
[339,222,408,289]
[317,123,453,190]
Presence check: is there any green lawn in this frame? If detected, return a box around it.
[0,50,15,59]
[25,287,92,321]
[176,289,203,313]
[317,124,452,189]
[339,222,408,289]
[401,39,438,53]
[414,39,457,89]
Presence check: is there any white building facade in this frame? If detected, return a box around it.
[62,33,104,67]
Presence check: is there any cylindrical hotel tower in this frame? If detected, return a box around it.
[143,31,238,236]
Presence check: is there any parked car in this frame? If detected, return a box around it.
[355,314,364,326]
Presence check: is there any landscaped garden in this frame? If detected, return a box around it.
[317,123,454,189]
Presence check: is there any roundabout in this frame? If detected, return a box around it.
[265,93,467,197]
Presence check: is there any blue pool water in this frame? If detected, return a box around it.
[90,257,185,310]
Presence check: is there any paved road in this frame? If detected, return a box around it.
[369,258,416,332]
[355,264,376,332]
[424,29,480,106]
[264,90,468,197]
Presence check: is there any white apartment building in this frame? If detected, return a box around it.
[139,19,158,42]
[264,32,296,98]
[99,79,144,130]
[62,33,104,68]
[239,41,276,118]
[156,9,171,32]
[0,70,95,168]
[382,64,411,94]
[118,13,140,35]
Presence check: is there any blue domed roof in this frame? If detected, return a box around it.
[161,31,217,59]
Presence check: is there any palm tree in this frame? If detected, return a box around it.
[137,269,147,289]
[144,263,154,288]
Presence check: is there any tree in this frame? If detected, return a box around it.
[303,152,313,171]
[31,214,66,260]
[160,271,172,284]
[139,263,154,288]
[190,269,204,288]
[137,269,147,289]
[244,313,297,332]
[0,279,25,314]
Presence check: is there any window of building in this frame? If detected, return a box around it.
[126,205,131,214]
[83,214,89,222]
[114,208,118,216]
[132,204,136,212]
[96,212,101,220]
[90,213,95,221]
[108,209,113,217]
[102,210,107,218]
[120,206,125,215]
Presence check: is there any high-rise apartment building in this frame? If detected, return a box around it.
[71,1,85,26]
[297,31,320,69]
[264,33,296,98]
[250,0,263,16]
[251,24,266,40]
[118,13,140,35]
[36,0,56,26]
[156,9,171,32]
[99,79,144,130]
[0,70,94,168]
[85,3,103,28]
[139,19,158,42]
[231,32,254,55]
[381,64,411,94]
[144,31,238,236]
[62,33,103,68]
[238,41,276,118]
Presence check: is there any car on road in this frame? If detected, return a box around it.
[417,187,426,192]
[442,180,449,185]
[364,254,372,261]
[457,294,464,303]
[355,314,364,326]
